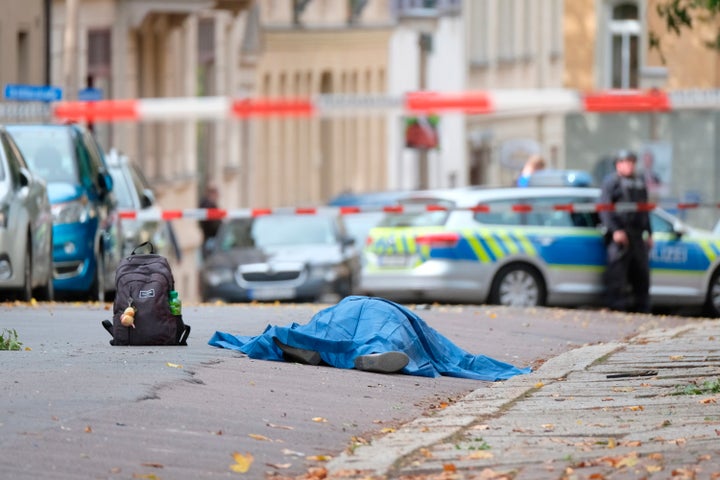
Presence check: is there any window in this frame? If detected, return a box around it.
[17,31,29,84]
[607,2,640,89]
[88,29,111,77]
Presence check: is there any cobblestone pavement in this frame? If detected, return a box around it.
[328,320,720,479]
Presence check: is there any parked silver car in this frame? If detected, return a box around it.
[0,126,54,301]
[201,213,360,303]
[105,149,179,260]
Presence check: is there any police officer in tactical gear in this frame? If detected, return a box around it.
[599,150,654,313]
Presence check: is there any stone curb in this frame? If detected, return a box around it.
[327,323,701,478]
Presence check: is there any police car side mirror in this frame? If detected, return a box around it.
[672,221,688,238]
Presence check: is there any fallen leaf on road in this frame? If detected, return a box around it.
[669,355,684,361]
[266,463,291,469]
[534,381,544,388]
[306,455,332,462]
[443,463,457,472]
[312,417,328,423]
[166,362,182,369]
[248,433,271,441]
[132,474,159,479]
[700,397,717,404]
[624,405,644,411]
[141,463,163,469]
[267,422,294,430]
[464,451,493,460]
[646,465,663,473]
[229,452,253,473]
[281,448,305,457]
[419,448,433,458]
[84,425,92,433]
[380,427,395,433]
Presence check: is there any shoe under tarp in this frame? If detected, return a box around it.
[208,295,531,381]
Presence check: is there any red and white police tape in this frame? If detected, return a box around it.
[52,88,720,122]
[119,201,720,221]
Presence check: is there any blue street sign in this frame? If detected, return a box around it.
[4,84,63,102]
[78,87,103,101]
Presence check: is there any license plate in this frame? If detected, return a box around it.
[378,255,416,268]
[249,287,296,301]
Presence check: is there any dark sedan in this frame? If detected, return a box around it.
[200,213,360,303]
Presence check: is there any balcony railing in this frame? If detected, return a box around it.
[393,0,462,18]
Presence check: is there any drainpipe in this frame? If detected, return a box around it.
[62,0,79,99]
[44,0,51,85]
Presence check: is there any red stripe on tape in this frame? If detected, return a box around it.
[470,205,491,213]
[583,91,671,112]
[205,208,227,220]
[119,211,137,219]
[595,203,616,212]
[295,207,317,214]
[162,210,184,220]
[339,206,362,214]
[53,100,139,121]
[231,98,314,118]
[511,204,533,213]
[405,91,493,114]
[252,208,272,217]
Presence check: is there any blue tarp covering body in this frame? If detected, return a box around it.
[208,296,531,381]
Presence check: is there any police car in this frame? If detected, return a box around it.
[359,187,720,317]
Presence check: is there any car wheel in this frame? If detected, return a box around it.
[704,268,720,317]
[35,270,54,302]
[90,253,106,303]
[489,264,546,307]
[19,244,32,302]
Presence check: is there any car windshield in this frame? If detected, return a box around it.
[218,215,336,250]
[7,127,79,184]
[109,166,134,209]
[377,198,453,227]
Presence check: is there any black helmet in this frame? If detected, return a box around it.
[614,149,637,164]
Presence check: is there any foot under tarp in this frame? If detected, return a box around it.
[208,295,531,381]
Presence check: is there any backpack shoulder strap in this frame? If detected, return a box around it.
[131,241,155,255]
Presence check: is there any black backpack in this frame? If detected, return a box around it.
[102,242,191,346]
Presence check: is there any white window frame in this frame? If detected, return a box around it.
[603,1,641,89]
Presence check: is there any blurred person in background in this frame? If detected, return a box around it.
[199,183,222,257]
[516,154,546,187]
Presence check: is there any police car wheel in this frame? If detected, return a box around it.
[489,264,546,308]
[704,269,720,318]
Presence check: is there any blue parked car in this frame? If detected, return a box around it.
[7,124,123,302]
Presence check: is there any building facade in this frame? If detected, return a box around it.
[564,0,720,229]
[0,0,47,88]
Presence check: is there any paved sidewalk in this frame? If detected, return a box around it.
[328,320,720,479]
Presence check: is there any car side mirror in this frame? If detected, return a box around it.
[672,220,688,238]
[98,172,113,193]
[18,168,32,188]
[342,236,355,248]
[141,188,156,209]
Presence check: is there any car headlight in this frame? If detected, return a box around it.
[204,267,235,286]
[309,263,344,282]
[52,196,93,224]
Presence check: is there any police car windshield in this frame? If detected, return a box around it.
[377,198,453,227]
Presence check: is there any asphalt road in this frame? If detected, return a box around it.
[0,300,693,479]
